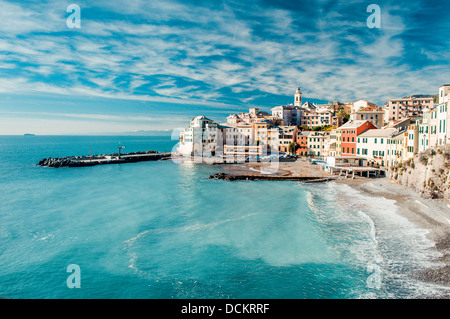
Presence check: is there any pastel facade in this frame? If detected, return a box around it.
[307,131,330,156]
[356,128,396,166]
[387,95,434,122]
[418,110,431,152]
[441,85,450,144]
[301,108,333,128]
[254,121,280,153]
[335,129,342,156]
[386,132,406,168]
[350,109,384,128]
[436,101,448,147]
[337,120,377,156]
[406,123,419,159]
[296,131,310,156]
[323,129,337,157]
[278,126,298,153]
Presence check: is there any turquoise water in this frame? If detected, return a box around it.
[0,136,447,299]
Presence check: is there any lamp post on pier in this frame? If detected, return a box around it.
[118,146,125,159]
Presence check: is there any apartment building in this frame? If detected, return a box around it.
[350,109,385,128]
[356,128,396,166]
[386,95,434,122]
[278,126,298,153]
[386,132,406,168]
[296,131,310,156]
[307,131,330,157]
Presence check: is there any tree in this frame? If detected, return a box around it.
[433,94,439,103]
[288,142,299,155]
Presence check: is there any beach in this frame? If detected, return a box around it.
[348,178,450,290]
[222,158,450,294]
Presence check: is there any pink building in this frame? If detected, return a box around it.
[387,95,434,122]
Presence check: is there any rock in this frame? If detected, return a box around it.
[209,173,228,180]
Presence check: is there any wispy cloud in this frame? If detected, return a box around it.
[0,0,449,134]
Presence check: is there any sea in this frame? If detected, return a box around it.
[0,135,449,299]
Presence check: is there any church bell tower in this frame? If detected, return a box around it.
[294,86,302,107]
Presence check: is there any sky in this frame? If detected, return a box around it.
[0,0,449,135]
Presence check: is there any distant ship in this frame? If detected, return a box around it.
[24,133,35,136]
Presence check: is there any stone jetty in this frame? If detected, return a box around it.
[37,150,172,168]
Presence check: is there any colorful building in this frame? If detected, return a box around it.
[337,120,377,156]
[386,95,434,122]
[307,131,330,157]
[356,128,396,166]
[296,131,310,156]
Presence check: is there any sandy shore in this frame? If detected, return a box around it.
[221,158,450,293]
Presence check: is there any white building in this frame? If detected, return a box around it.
[440,85,450,145]
[436,85,449,146]
[271,104,302,126]
[386,132,406,168]
[356,128,396,166]
[352,100,378,113]
[323,129,337,157]
[178,116,224,157]
[418,109,431,152]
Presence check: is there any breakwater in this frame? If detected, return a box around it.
[37,150,172,168]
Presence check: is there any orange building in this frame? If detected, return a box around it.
[337,120,377,156]
[296,131,311,156]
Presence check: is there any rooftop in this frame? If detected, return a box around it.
[390,95,434,101]
[358,128,397,138]
[337,120,370,129]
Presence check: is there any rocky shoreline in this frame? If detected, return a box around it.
[209,172,336,183]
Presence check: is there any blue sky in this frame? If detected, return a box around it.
[0,0,449,134]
